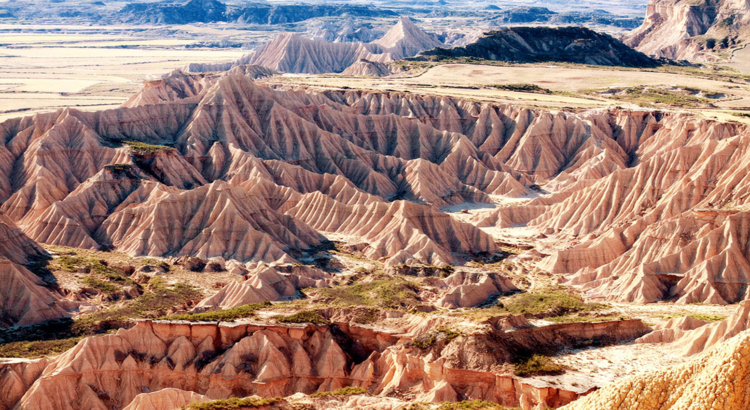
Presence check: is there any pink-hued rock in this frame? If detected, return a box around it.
[562,330,750,410]
[122,389,208,410]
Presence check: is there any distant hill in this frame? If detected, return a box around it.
[117,0,397,25]
[484,6,641,29]
[185,17,443,74]
[420,26,660,68]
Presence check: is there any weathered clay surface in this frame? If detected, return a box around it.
[562,329,750,410]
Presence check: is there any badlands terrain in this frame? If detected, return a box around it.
[2,0,750,410]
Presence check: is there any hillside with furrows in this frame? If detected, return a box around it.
[4,61,750,410]
[185,17,441,74]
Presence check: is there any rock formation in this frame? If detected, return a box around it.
[5,314,648,410]
[421,26,659,67]
[185,17,442,74]
[0,214,71,327]
[195,265,334,310]
[341,60,394,77]
[561,329,750,410]
[373,17,442,60]
[624,0,750,62]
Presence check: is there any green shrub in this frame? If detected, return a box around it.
[514,355,564,377]
[123,140,174,154]
[413,328,461,349]
[495,289,607,317]
[0,337,82,359]
[81,276,120,294]
[547,314,626,323]
[488,83,552,94]
[689,313,727,322]
[166,301,272,322]
[316,277,421,309]
[274,310,328,324]
[310,386,367,398]
[182,397,283,410]
[437,400,511,410]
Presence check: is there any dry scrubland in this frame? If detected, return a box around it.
[0,25,252,120]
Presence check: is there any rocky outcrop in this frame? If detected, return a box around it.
[561,329,750,410]
[0,358,48,410]
[421,26,659,67]
[0,215,70,327]
[6,315,648,410]
[624,0,750,62]
[434,271,517,309]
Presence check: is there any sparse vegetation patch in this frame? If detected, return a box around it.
[182,397,283,410]
[309,386,368,398]
[274,310,328,324]
[165,301,272,322]
[514,354,564,377]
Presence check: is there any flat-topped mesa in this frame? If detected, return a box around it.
[624,0,750,62]
[420,26,660,67]
[6,314,649,410]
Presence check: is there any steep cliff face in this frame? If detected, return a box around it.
[624,0,750,61]
[4,316,648,410]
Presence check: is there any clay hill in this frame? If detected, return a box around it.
[185,17,442,74]
[624,0,750,61]
[420,26,660,67]
[3,66,750,305]
[341,60,394,77]
[0,214,72,327]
